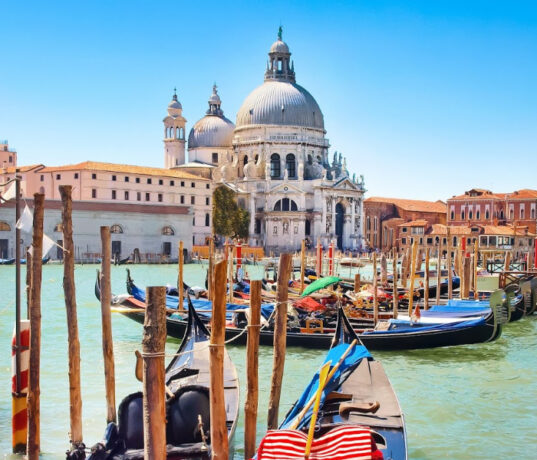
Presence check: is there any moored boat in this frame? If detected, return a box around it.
[82,300,239,460]
[255,308,407,460]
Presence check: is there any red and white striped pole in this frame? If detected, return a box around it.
[236,240,242,276]
[12,320,30,453]
[328,241,334,276]
[316,239,322,277]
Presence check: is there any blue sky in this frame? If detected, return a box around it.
[1,0,536,200]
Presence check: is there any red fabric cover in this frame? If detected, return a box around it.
[255,425,375,460]
[293,296,326,312]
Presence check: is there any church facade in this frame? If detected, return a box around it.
[169,30,366,252]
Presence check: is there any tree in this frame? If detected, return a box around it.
[212,186,250,240]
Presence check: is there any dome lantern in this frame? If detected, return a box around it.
[207,83,223,116]
[265,26,295,83]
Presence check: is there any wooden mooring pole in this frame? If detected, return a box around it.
[407,242,418,317]
[373,253,378,325]
[100,226,116,424]
[210,261,229,459]
[300,239,306,293]
[436,241,442,305]
[244,280,261,459]
[142,286,167,460]
[267,253,292,430]
[60,186,84,449]
[27,193,44,460]
[178,240,184,313]
[393,250,399,319]
[424,248,430,310]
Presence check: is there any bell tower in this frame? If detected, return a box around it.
[163,89,187,168]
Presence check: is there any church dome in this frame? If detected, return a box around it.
[188,85,235,149]
[236,81,324,130]
[235,29,324,131]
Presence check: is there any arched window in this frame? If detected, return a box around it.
[305,219,311,236]
[0,221,11,231]
[205,213,210,227]
[54,223,63,233]
[110,224,123,234]
[273,198,298,211]
[270,154,280,179]
[162,226,174,235]
[243,155,248,165]
[286,154,296,178]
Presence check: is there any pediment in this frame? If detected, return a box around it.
[269,182,304,195]
[332,178,360,190]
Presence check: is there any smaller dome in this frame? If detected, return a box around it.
[188,115,235,149]
[167,91,182,117]
[270,39,289,54]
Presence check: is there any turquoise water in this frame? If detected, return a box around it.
[1,264,536,459]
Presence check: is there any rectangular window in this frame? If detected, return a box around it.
[111,190,116,199]
[158,193,163,202]
[159,179,163,185]
[137,192,141,201]
[520,205,525,219]
[147,178,152,184]
[180,195,185,204]
[191,196,195,205]
[40,175,44,182]
[401,237,407,245]
[135,177,140,184]
[206,184,210,189]
[74,173,79,179]
[145,193,150,201]
[125,176,129,182]
[191,182,195,188]
[206,197,210,205]
[212,152,218,163]
[124,191,129,200]
[8,156,12,163]
[426,238,433,244]
[92,189,96,198]
[170,180,175,186]
[112,175,117,181]
[92,173,97,179]
[56,174,61,180]
[181,181,185,187]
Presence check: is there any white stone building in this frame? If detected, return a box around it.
[182,30,365,251]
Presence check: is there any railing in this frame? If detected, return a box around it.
[233,134,329,146]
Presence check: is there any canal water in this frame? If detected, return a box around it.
[1,264,536,459]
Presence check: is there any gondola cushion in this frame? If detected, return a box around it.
[117,392,144,450]
[256,425,375,459]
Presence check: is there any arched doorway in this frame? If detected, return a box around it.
[335,203,345,249]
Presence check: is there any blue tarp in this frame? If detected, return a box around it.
[363,316,487,334]
[130,282,275,321]
[279,343,372,430]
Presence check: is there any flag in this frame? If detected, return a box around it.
[1,182,16,202]
[43,234,56,256]
[15,205,33,233]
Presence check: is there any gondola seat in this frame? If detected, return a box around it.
[117,392,144,450]
[167,385,211,445]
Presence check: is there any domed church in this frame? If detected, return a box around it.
[166,29,366,251]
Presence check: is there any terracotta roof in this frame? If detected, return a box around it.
[38,161,208,181]
[508,189,537,199]
[1,164,44,174]
[483,225,535,237]
[397,219,428,227]
[431,223,535,237]
[365,197,446,213]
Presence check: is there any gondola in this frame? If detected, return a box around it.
[81,298,239,460]
[118,294,503,350]
[0,257,15,265]
[256,308,407,460]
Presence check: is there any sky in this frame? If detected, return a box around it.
[0,0,536,201]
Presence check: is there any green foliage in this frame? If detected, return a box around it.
[212,186,250,240]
